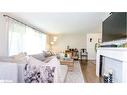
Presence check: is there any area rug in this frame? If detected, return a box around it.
[65,61,85,83]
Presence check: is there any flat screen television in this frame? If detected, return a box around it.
[102,12,127,42]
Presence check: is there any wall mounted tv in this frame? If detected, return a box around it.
[102,12,127,42]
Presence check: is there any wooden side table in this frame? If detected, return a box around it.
[60,59,74,71]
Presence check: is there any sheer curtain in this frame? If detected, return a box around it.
[7,18,46,56]
[8,19,26,56]
[23,27,46,55]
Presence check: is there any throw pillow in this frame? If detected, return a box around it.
[28,56,45,65]
[30,53,46,61]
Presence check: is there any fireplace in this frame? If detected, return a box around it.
[99,55,103,76]
[98,55,113,83]
[96,48,127,83]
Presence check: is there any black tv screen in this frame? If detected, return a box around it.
[102,12,127,42]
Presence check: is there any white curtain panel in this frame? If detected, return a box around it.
[8,19,26,55]
[5,17,46,56]
[23,26,46,54]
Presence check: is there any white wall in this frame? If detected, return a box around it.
[0,13,8,56]
[51,32,102,61]
[52,32,87,53]
[87,33,102,60]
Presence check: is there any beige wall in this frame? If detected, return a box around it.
[51,32,87,53]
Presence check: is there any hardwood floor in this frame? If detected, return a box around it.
[80,60,102,83]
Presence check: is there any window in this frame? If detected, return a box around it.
[23,26,46,55]
[7,18,46,56]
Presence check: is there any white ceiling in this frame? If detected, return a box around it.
[6,12,109,34]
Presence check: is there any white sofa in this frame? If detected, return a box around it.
[0,56,68,83]
[0,62,18,82]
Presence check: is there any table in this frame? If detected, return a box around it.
[60,59,74,71]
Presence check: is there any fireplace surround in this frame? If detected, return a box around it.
[96,48,127,83]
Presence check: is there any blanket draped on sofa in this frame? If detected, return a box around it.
[24,63,56,83]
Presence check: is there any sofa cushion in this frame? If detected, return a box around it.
[11,53,28,64]
[30,53,46,61]
[0,56,14,62]
[28,56,45,65]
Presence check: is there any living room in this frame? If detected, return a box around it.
[0,12,127,84]
[0,12,111,83]
[1,0,127,95]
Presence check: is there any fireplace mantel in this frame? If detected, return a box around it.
[96,48,127,82]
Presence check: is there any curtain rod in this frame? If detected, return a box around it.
[3,14,46,34]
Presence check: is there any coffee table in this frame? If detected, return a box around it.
[60,59,74,71]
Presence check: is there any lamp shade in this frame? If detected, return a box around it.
[50,42,54,45]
